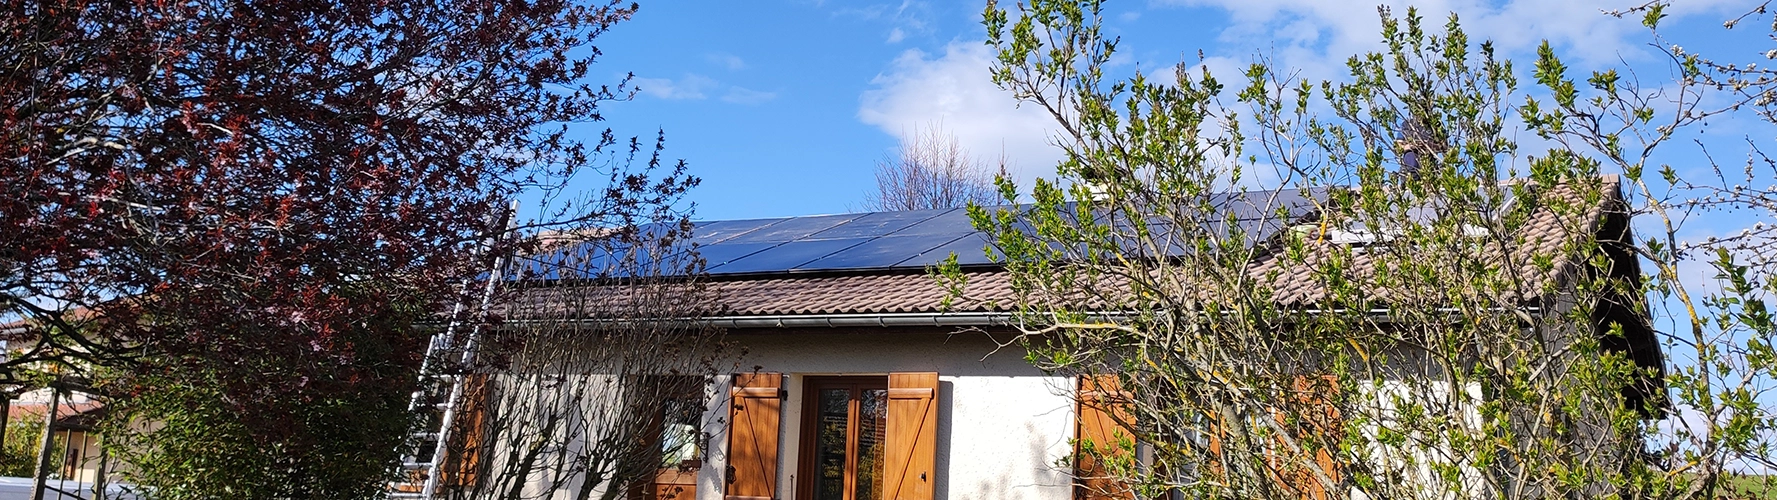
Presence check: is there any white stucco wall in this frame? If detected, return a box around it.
[698,330,1077,500]
[1347,378,1489,499]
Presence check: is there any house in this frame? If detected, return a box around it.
[448,176,1665,500]
[6,391,107,484]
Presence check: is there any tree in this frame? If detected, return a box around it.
[959,1,1672,498]
[862,124,1006,211]
[1,0,699,497]
[1524,3,1777,498]
[412,222,730,500]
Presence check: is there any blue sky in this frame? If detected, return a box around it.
[552,0,1773,451]
[583,0,1749,221]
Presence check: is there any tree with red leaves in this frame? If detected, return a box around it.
[1,0,696,496]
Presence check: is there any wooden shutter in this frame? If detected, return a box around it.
[441,373,490,487]
[884,372,939,500]
[1202,404,1229,483]
[1273,375,1341,500]
[725,372,782,500]
[1075,374,1135,500]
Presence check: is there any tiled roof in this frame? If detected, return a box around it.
[8,401,104,420]
[512,177,1624,319]
[705,270,1017,316]
[1249,179,1616,307]
[505,269,1018,319]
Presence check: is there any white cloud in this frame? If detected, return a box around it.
[633,74,718,100]
[830,2,932,46]
[1158,0,1739,81]
[632,74,773,105]
[722,87,778,105]
[858,42,1066,189]
[707,53,747,71]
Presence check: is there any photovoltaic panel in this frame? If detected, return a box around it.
[1112,222,1185,258]
[689,218,788,245]
[1187,193,1266,221]
[1254,187,1327,220]
[897,233,1001,267]
[886,207,978,238]
[692,242,781,269]
[655,187,1334,275]
[708,238,872,274]
[719,214,863,244]
[512,251,563,280]
[519,241,653,280]
[524,239,612,280]
[794,235,948,270]
[1228,217,1291,247]
[808,208,949,240]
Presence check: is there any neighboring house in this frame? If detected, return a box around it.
[7,391,106,484]
[447,176,1665,500]
[0,331,134,500]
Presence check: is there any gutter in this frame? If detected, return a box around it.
[685,306,1538,329]
[496,305,1541,330]
[23,305,1549,333]
[701,312,1018,329]
[495,312,1027,329]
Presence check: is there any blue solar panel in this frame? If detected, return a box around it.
[709,238,870,274]
[898,233,1001,267]
[522,239,665,280]
[1166,188,1325,222]
[795,235,947,270]
[809,209,949,240]
[689,218,788,245]
[513,251,561,280]
[1249,187,1327,219]
[694,242,781,269]
[1203,217,1292,247]
[886,208,978,238]
[720,214,863,244]
[657,187,1334,275]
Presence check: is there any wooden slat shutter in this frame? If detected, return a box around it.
[1202,405,1229,483]
[1273,375,1341,500]
[725,372,782,500]
[884,372,939,500]
[1075,374,1135,500]
[441,374,490,487]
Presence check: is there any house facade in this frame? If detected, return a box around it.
[467,178,1665,500]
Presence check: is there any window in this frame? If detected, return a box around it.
[724,371,936,500]
[658,396,703,468]
[1073,374,1341,500]
[799,376,889,500]
[642,376,705,500]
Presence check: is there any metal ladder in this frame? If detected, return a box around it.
[394,206,515,499]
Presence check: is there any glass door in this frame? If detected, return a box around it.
[799,376,889,500]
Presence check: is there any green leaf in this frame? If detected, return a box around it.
[1642,3,1667,29]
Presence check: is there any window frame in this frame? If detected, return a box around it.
[795,375,890,500]
[635,374,708,500]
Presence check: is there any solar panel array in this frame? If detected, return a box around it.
[528,187,1329,278]
[690,206,1000,275]
[691,187,1327,276]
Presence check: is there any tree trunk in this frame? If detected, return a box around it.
[31,387,59,500]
